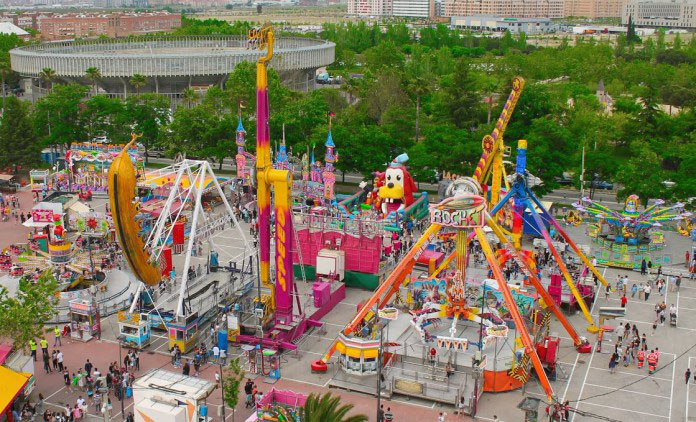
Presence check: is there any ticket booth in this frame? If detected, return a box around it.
[168,312,199,353]
[68,299,101,342]
[118,311,151,349]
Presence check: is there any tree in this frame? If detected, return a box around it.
[406,76,433,142]
[39,67,57,93]
[439,58,482,130]
[222,357,245,421]
[0,58,11,110]
[34,84,90,153]
[0,271,59,351]
[129,73,147,96]
[123,93,170,164]
[85,66,101,95]
[83,95,129,144]
[0,96,40,170]
[301,392,368,422]
[626,15,641,44]
[182,87,200,109]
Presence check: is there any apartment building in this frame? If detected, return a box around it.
[38,11,181,40]
[443,0,564,19]
[564,0,625,18]
[623,0,696,28]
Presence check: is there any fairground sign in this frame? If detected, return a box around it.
[430,195,486,228]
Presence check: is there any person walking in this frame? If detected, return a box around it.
[644,284,652,301]
[631,283,638,298]
[57,350,64,371]
[29,339,37,361]
[609,352,618,373]
[54,326,62,346]
[384,407,394,422]
[621,294,628,308]
[686,368,692,384]
[641,259,647,276]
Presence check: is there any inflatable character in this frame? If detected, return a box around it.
[378,153,417,216]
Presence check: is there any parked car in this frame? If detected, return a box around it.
[146,149,166,158]
[555,176,573,186]
[589,180,614,190]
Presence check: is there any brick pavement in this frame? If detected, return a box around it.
[33,331,475,422]
[0,189,40,247]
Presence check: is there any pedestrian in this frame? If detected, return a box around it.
[57,350,64,371]
[621,294,628,308]
[609,352,618,373]
[29,339,37,361]
[384,407,394,422]
[605,283,610,300]
[63,368,71,392]
[652,321,657,336]
[687,368,692,384]
[43,353,52,374]
[644,284,651,301]
[182,361,190,376]
[641,258,647,276]
[40,337,49,357]
[54,326,62,346]
[631,283,638,298]
[135,350,140,371]
[213,345,220,362]
[85,359,93,377]
[220,348,227,365]
[438,412,446,422]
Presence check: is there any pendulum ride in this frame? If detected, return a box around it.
[109,134,255,352]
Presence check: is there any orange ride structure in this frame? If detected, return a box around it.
[317,77,606,409]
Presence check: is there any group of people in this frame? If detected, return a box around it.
[0,193,23,223]
[609,321,662,375]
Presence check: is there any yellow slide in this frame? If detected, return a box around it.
[108,135,162,286]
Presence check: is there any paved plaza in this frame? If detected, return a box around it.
[3,186,696,421]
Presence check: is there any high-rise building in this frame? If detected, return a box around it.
[622,0,696,28]
[347,0,393,16]
[392,0,433,17]
[564,0,625,18]
[443,0,564,18]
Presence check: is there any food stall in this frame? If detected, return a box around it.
[68,299,101,342]
[118,311,152,349]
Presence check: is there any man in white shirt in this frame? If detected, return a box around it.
[213,345,220,362]
[57,350,64,371]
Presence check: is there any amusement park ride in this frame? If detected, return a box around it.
[576,195,690,269]
[314,77,609,407]
[109,133,256,351]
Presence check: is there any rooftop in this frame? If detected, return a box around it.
[134,369,216,400]
[0,22,28,36]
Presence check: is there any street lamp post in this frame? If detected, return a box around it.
[117,335,125,420]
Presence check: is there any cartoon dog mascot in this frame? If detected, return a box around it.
[378,153,417,216]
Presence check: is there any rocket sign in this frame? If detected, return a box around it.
[430,194,486,228]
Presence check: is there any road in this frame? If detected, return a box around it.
[146,156,621,205]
